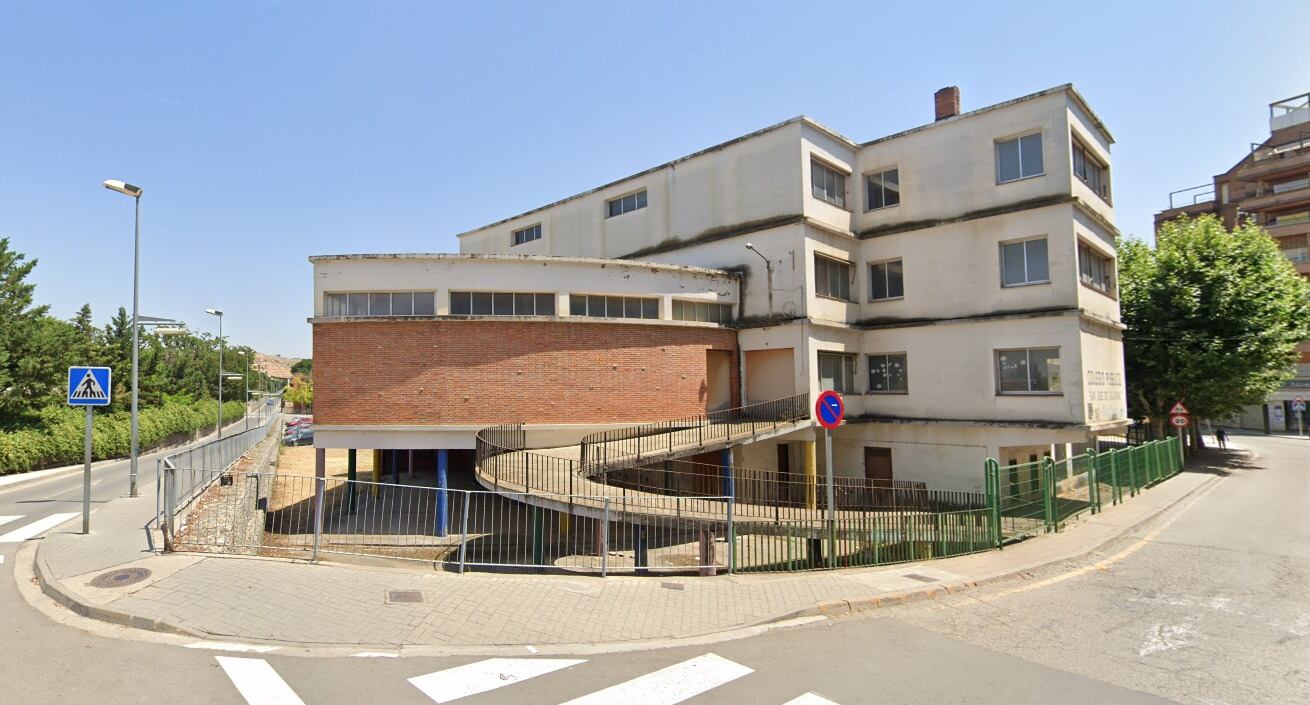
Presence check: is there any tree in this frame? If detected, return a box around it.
[284,374,313,412]
[1120,215,1310,437]
[290,358,312,376]
[0,238,53,424]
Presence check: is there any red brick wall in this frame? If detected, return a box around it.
[314,320,740,425]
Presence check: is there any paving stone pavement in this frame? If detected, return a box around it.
[32,462,1221,648]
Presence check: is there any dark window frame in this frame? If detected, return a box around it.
[868,258,905,301]
[814,253,855,301]
[511,223,542,246]
[995,347,1062,395]
[811,158,848,209]
[864,167,901,211]
[996,131,1045,184]
[867,352,909,394]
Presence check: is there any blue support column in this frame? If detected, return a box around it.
[435,449,449,538]
[720,447,734,499]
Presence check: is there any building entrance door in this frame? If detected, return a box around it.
[864,446,893,506]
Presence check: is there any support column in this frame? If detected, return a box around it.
[802,439,817,510]
[371,449,382,497]
[720,447,734,499]
[312,447,326,562]
[407,449,414,480]
[634,525,648,576]
[347,448,357,513]
[435,449,449,538]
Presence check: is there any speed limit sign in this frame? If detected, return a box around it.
[1169,414,1189,428]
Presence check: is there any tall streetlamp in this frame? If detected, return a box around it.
[205,308,225,438]
[102,179,144,496]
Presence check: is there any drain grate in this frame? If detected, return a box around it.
[661,581,685,591]
[88,567,152,588]
[902,573,938,583]
[387,590,424,604]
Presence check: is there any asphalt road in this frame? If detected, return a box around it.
[1,434,1303,705]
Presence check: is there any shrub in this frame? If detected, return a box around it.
[0,399,248,475]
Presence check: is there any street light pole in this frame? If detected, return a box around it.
[102,180,144,497]
[206,309,224,439]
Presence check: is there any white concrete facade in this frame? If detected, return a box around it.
[319,84,1129,491]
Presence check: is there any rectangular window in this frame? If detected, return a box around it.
[606,190,647,218]
[369,293,391,316]
[347,293,368,316]
[571,294,659,320]
[996,132,1044,183]
[811,159,847,208]
[814,254,853,301]
[1000,238,1049,287]
[412,292,435,316]
[996,348,1061,394]
[324,293,347,316]
[865,168,900,210]
[449,291,554,316]
[868,353,908,393]
[512,223,542,246]
[1071,139,1110,201]
[391,292,414,316]
[868,259,904,301]
[671,300,733,324]
[1078,241,1115,295]
[818,352,856,394]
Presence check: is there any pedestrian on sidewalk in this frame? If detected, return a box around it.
[1215,427,1228,450]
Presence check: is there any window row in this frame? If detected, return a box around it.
[569,294,659,320]
[450,291,557,316]
[1071,140,1110,201]
[817,347,1061,396]
[324,292,436,317]
[326,291,733,322]
[606,189,647,218]
[671,300,734,324]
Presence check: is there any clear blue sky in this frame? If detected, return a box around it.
[2,1,1307,359]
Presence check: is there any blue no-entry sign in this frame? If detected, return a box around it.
[816,390,844,429]
[67,366,112,406]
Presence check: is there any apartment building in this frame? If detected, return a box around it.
[1154,92,1310,432]
[311,84,1128,492]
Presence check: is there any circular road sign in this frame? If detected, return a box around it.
[1170,414,1189,428]
[816,390,845,430]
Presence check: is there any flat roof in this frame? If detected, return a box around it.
[456,84,1112,240]
[306,252,739,279]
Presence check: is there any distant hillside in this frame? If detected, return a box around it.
[253,352,301,380]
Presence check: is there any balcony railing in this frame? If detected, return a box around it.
[1167,184,1216,210]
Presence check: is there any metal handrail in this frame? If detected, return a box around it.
[577,393,810,470]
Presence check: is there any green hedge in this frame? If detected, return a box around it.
[0,400,245,475]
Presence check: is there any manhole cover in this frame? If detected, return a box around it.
[902,573,938,583]
[387,590,424,604]
[88,567,152,588]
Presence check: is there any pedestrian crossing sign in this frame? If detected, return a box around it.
[67,366,112,406]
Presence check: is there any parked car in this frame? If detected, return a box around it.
[285,415,313,428]
[283,426,313,446]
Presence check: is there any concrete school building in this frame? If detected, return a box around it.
[309,83,1129,494]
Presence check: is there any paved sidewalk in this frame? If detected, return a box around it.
[30,454,1228,650]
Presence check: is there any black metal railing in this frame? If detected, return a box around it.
[578,393,809,470]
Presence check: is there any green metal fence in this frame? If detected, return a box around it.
[732,506,994,573]
[984,436,1183,544]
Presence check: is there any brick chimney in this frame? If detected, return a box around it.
[934,86,960,121]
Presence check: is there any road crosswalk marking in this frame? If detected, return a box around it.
[215,657,306,705]
[558,653,753,705]
[784,693,842,704]
[0,515,23,528]
[409,658,586,703]
[0,513,79,542]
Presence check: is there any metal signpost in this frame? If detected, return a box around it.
[1169,400,1189,467]
[815,390,844,567]
[1294,397,1306,438]
[67,366,112,534]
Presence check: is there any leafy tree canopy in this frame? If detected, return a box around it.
[1120,215,1310,427]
